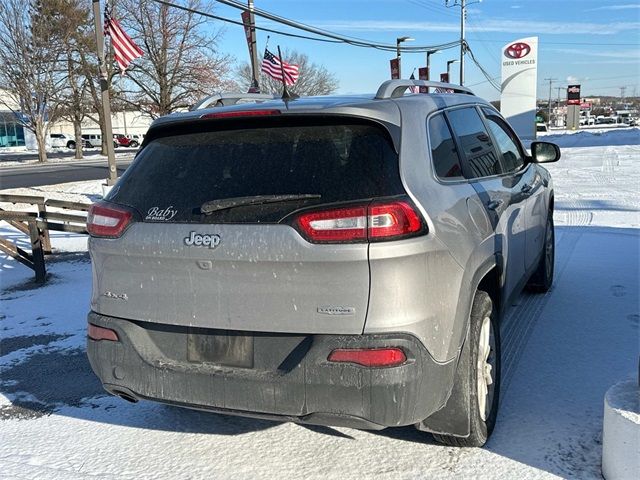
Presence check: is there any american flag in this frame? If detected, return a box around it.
[261,48,299,86]
[408,72,419,94]
[104,1,143,73]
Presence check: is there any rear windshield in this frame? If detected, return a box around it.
[108,118,404,223]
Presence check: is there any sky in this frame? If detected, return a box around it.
[205,0,640,101]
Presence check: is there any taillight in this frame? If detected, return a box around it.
[87,202,133,238]
[327,348,407,367]
[368,201,423,239]
[200,109,281,119]
[296,206,368,242]
[295,200,425,243]
[87,323,119,342]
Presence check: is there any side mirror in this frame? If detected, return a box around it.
[530,141,560,163]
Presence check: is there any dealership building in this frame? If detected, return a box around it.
[0,89,34,150]
[1,88,152,151]
[0,111,27,149]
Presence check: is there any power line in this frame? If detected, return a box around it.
[150,0,341,45]
[466,76,500,88]
[406,0,458,17]
[465,43,500,90]
[459,39,639,46]
[181,0,462,53]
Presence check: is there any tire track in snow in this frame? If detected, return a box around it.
[556,198,594,227]
[591,146,617,185]
[500,228,582,395]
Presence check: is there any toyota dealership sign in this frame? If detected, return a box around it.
[501,37,539,140]
[505,42,531,60]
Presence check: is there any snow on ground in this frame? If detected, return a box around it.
[0,129,638,479]
[0,179,104,209]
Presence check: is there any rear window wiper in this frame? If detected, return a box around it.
[200,194,321,215]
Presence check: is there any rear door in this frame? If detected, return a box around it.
[90,116,405,335]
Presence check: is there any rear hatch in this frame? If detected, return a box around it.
[89,114,405,334]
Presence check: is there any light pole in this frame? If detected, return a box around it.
[396,36,414,79]
[446,59,459,82]
[426,50,440,81]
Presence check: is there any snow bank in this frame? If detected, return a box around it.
[540,127,640,148]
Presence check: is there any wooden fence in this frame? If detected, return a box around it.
[0,194,91,283]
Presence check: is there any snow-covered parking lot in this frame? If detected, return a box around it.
[1,128,638,479]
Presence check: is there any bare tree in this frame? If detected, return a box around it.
[117,0,235,118]
[0,0,67,162]
[237,50,339,96]
[56,0,95,159]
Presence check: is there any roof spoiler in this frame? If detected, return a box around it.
[191,93,278,111]
[375,80,475,99]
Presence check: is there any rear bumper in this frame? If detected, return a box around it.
[86,311,457,429]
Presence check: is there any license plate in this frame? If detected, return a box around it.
[187,331,254,368]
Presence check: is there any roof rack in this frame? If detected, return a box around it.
[191,93,278,111]
[375,80,475,100]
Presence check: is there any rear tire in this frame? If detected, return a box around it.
[527,212,554,293]
[67,141,76,149]
[433,291,501,447]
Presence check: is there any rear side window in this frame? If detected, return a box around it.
[427,113,464,180]
[109,118,404,223]
[446,107,503,178]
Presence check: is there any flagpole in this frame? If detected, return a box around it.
[92,0,117,186]
[277,45,291,100]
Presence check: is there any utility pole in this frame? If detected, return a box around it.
[544,77,556,125]
[92,0,117,185]
[248,0,260,93]
[459,0,465,85]
[556,86,564,127]
[446,0,468,85]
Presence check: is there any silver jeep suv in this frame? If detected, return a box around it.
[86,80,559,447]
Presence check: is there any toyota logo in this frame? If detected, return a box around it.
[505,42,531,59]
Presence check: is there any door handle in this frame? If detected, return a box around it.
[486,199,504,211]
[521,183,532,194]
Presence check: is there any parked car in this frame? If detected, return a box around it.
[86,81,560,447]
[536,122,548,133]
[49,133,76,149]
[82,133,118,149]
[114,134,139,148]
[596,117,616,125]
[126,134,144,144]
